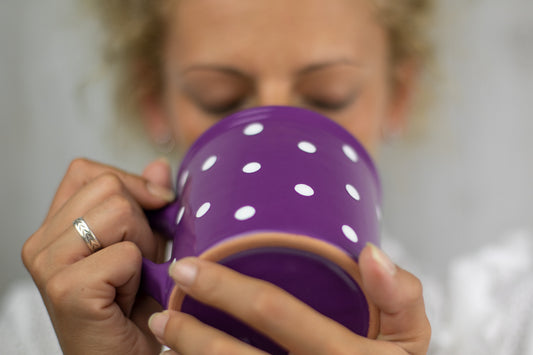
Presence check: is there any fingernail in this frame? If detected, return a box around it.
[147,182,175,202]
[148,311,169,339]
[367,242,397,276]
[169,258,198,288]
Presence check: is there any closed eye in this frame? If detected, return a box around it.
[198,98,247,116]
[304,93,357,112]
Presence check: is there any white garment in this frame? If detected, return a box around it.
[427,231,533,355]
[0,281,61,354]
[1,231,532,354]
[384,230,533,355]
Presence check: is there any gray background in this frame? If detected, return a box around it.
[1,0,532,297]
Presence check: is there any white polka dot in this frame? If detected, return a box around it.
[234,206,256,221]
[202,156,217,171]
[295,184,314,197]
[179,170,189,189]
[345,184,360,201]
[176,206,185,225]
[298,141,317,154]
[196,202,211,218]
[243,123,264,136]
[342,144,358,163]
[342,225,359,243]
[242,162,262,174]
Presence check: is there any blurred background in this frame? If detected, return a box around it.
[1,0,532,298]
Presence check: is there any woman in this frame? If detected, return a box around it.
[21,0,433,353]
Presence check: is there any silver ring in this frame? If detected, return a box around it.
[73,218,102,253]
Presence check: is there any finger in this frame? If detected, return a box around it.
[24,158,173,271]
[44,241,162,354]
[33,194,158,283]
[359,243,431,354]
[23,173,130,263]
[45,241,142,319]
[167,258,388,354]
[130,296,165,349]
[142,157,173,189]
[149,310,268,355]
[160,350,180,355]
[27,169,170,265]
[46,158,175,221]
[43,172,151,246]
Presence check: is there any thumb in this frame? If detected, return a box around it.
[142,157,173,189]
[359,243,431,354]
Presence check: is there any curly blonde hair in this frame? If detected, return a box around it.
[87,0,433,126]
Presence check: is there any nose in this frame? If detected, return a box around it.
[255,80,295,107]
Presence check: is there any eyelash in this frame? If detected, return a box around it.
[304,96,356,112]
[198,94,357,116]
[200,99,246,116]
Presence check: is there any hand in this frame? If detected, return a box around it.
[22,158,175,354]
[148,244,431,354]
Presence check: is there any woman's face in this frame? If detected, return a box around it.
[153,0,412,156]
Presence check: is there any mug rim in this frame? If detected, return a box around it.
[167,231,380,339]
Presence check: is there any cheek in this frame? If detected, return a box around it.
[333,84,390,155]
[165,95,216,151]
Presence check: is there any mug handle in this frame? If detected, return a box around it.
[140,202,180,307]
[141,258,174,307]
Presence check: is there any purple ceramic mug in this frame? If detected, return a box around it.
[142,106,382,353]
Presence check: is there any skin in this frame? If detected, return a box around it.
[148,0,414,154]
[22,0,430,354]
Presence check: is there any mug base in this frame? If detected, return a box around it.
[168,232,379,353]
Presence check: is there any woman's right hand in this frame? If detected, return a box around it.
[22,158,175,355]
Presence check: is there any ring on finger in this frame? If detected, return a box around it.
[73,217,102,253]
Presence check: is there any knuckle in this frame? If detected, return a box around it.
[96,173,125,195]
[322,342,353,355]
[21,233,38,269]
[107,193,136,219]
[193,275,218,300]
[31,248,47,272]
[30,248,51,281]
[190,264,219,296]
[248,283,284,320]
[65,157,94,179]
[202,337,232,355]
[405,276,424,304]
[115,241,142,263]
[106,195,140,239]
[45,272,71,306]
[166,312,190,335]
[67,157,91,175]
[21,226,49,269]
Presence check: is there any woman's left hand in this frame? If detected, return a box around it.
[148,243,431,354]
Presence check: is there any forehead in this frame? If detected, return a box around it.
[165,0,387,70]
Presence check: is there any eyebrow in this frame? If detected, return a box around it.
[181,59,360,78]
[296,59,361,76]
[181,65,250,79]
